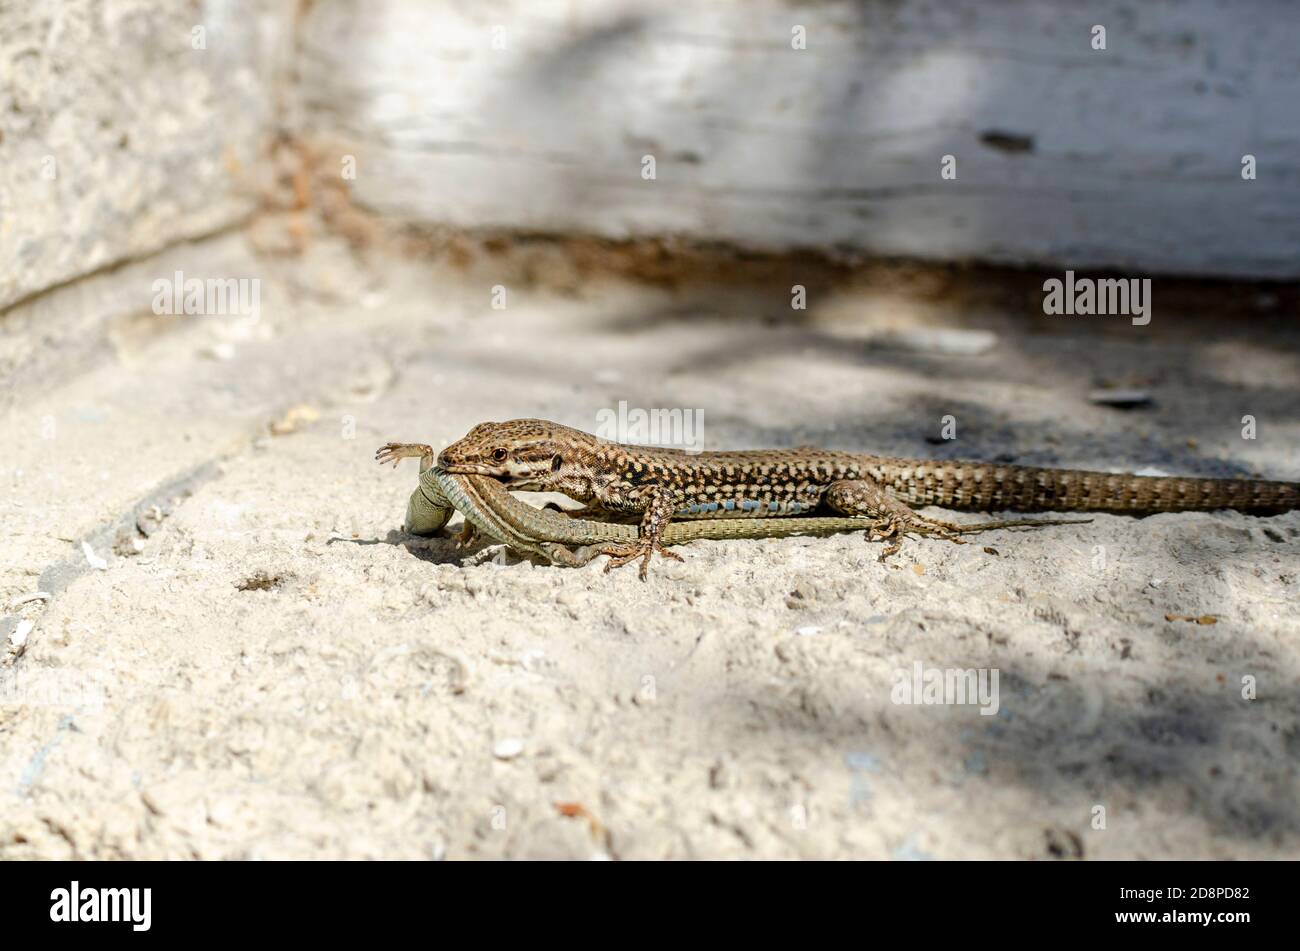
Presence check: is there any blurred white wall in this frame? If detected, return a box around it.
[3,0,1297,315]
[300,0,1300,278]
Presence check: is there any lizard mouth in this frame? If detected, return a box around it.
[439,459,544,487]
[441,463,506,477]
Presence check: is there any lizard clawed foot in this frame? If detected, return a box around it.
[912,517,966,547]
[454,521,479,548]
[376,442,434,469]
[867,520,901,562]
[827,479,966,563]
[596,538,684,580]
[866,514,966,563]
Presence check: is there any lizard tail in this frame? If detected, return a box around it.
[870,460,1300,514]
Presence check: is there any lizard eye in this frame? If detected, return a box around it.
[492,448,508,462]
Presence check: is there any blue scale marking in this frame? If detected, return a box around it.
[677,497,818,517]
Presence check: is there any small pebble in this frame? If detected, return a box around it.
[82,541,108,570]
[493,738,525,760]
[9,591,50,608]
[9,619,33,649]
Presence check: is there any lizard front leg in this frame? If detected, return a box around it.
[376,442,436,472]
[593,487,684,580]
[825,478,965,561]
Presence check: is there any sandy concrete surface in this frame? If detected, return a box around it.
[2,236,1298,859]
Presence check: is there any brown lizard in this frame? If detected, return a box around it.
[435,419,1299,578]
[374,444,1086,565]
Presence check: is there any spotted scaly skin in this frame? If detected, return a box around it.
[377,442,1091,568]
[436,419,1300,578]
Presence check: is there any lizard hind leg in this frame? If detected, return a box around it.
[825,478,965,562]
[593,488,684,580]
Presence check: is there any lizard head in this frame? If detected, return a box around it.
[438,419,601,490]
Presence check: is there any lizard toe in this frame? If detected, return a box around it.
[597,538,681,579]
